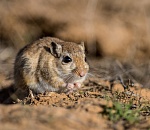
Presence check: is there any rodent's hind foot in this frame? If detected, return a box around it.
[29,89,34,99]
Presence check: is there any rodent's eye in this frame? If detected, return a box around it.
[62,56,72,64]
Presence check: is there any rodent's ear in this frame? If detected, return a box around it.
[79,41,85,51]
[50,41,62,58]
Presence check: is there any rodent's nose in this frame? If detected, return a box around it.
[79,71,86,77]
[74,68,87,77]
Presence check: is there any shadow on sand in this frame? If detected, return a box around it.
[0,85,15,104]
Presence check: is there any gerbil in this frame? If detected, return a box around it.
[14,37,89,99]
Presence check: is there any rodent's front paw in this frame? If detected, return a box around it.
[66,82,82,94]
[74,82,81,89]
[67,83,75,90]
[61,83,67,88]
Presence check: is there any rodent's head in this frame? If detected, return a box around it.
[49,41,89,84]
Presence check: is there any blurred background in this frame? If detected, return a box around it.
[0,0,150,87]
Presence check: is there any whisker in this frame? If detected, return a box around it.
[65,75,72,83]
[57,69,72,74]
[65,74,74,83]
[87,73,94,77]
[59,72,72,77]
[85,73,94,79]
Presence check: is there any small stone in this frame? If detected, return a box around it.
[112,84,124,93]
[86,105,104,113]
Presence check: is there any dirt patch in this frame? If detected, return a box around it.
[0,105,109,130]
[0,75,150,130]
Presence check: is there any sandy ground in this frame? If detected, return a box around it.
[0,57,150,130]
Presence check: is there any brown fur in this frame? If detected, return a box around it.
[14,37,89,99]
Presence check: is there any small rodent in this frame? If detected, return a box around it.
[14,37,89,99]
